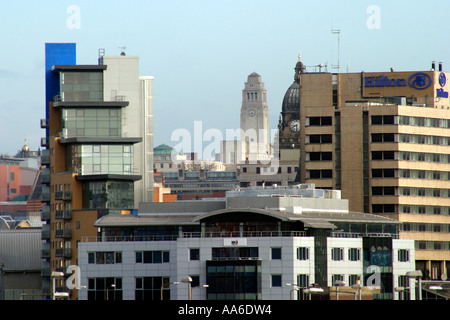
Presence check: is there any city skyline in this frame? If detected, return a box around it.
[1,0,449,156]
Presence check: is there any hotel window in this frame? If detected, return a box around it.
[297,247,310,260]
[297,275,310,288]
[331,248,344,261]
[398,250,410,262]
[348,248,360,261]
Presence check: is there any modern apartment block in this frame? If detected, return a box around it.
[296,61,450,280]
[40,43,153,298]
[77,184,415,301]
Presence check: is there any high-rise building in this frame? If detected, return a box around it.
[296,60,450,280]
[40,43,153,299]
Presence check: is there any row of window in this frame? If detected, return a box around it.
[372,186,450,198]
[241,166,298,174]
[373,151,450,163]
[372,204,450,215]
[373,115,450,129]
[306,115,450,129]
[372,133,450,146]
[88,248,411,265]
[401,223,450,233]
[373,168,450,180]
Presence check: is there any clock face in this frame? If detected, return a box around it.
[289,119,300,132]
[248,110,255,117]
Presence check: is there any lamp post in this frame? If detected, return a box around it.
[334,280,345,300]
[161,281,180,300]
[428,285,442,300]
[351,280,362,300]
[51,271,65,300]
[106,284,115,301]
[192,284,209,300]
[394,287,410,300]
[406,270,423,300]
[181,276,193,300]
[286,283,300,300]
[303,287,324,300]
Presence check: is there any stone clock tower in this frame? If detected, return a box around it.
[277,55,304,161]
[240,72,271,162]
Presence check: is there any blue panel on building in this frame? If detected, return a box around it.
[44,43,76,137]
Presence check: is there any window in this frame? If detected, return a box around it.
[297,247,309,260]
[87,277,122,301]
[331,248,344,261]
[136,277,170,300]
[136,251,170,264]
[272,275,282,287]
[349,275,361,286]
[332,274,344,285]
[88,251,122,264]
[190,248,200,261]
[348,248,360,261]
[271,248,282,260]
[398,249,410,262]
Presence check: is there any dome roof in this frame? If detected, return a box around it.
[281,81,300,112]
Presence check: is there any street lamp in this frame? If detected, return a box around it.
[51,271,65,300]
[351,280,362,300]
[334,280,346,300]
[394,286,410,300]
[192,284,209,300]
[286,283,300,300]
[406,270,423,300]
[181,276,193,300]
[106,284,115,301]
[303,287,324,300]
[161,281,180,300]
[428,285,443,300]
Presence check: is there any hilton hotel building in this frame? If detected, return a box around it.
[297,62,450,280]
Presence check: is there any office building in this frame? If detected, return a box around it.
[40,43,153,299]
[296,59,450,280]
[77,184,415,300]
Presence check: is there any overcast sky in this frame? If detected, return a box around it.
[0,0,449,156]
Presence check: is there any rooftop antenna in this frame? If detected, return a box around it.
[331,29,340,72]
[119,46,126,56]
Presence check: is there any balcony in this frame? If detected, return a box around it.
[41,149,50,165]
[41,137,49,148]
[41,243,50,259]
[55,191,72,201]
[41,224,50,240]
[55,210,72,220]
[55,229,72,239]
[55,248,72,258]
[40,118,49,129]
[41,206,50,221]
[41,168,50,184]
[41,186,50,202]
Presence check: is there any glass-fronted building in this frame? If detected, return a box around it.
[77,184,416,301]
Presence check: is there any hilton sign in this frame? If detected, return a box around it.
[364,72,432,90]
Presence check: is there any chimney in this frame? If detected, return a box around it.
[431,61,436,71]
[439,62,443,72]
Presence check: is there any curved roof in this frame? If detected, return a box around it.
[281,81,300,113]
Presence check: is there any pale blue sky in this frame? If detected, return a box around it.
[0,0,449,156]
